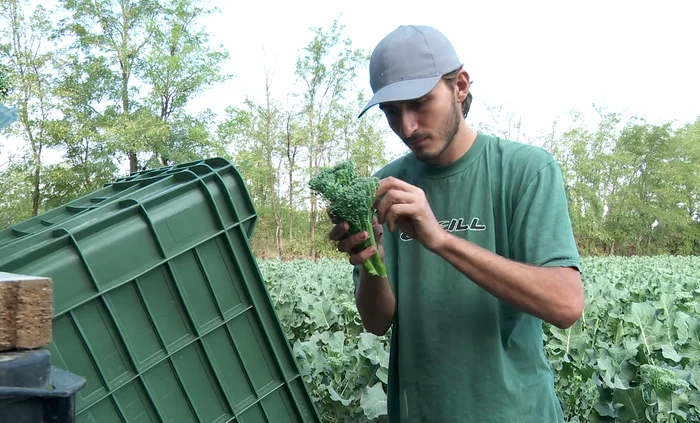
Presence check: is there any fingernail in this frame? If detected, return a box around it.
[368,247,375,254]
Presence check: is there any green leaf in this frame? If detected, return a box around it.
[656,387,690,420]
[594,401,616,418]
[360,382,387,420]
[376,366,388,384]
[548,319,587,359]
[689,365,700,391]
[328,331,345,353]
[688,391,700,410]
[675,311,692,345]
[679,319,700,361]
[597,356,619,389]
[612,386,651,422]
[662,344,683,363]
[623,302,666,356]
[327,384,353,406]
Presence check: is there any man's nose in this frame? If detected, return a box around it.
[398,111,419,139]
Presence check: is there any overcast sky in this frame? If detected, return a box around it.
[190,0,700,157]
[2,0,699,165]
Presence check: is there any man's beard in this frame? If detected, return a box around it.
[404,101,462,163]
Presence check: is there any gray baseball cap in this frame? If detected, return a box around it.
[358,25,462,118]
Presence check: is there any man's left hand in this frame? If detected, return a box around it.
[373,177,446,251]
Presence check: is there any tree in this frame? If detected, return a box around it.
[342,91,390,177]
[606,119,699,255]
[58,0,161,173]
[0,0,58,217]
[57,0,229,173]
[294,16,369,260]
[282,97,304,244]
[46,48,121,205]
[218,63,287,257]
[559,107,621,255]
[138,0,230,166]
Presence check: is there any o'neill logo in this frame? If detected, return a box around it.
[400,217,486,241]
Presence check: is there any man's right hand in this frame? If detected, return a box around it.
[328,210,385,267]
[327,209,394,336]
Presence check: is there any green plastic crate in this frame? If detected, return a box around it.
[0,158,257,250]
[0,158,322,423]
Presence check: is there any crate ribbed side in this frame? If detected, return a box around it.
[0,158,320,423]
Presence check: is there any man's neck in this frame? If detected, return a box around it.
[428,122,478,166]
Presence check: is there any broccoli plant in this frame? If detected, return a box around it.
[309,160,388,278]
[640,364,691,393]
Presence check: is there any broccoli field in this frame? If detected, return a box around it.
[258,255,700,423]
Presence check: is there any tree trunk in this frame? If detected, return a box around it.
[21,112,41,217]
[32,159,40,216]
[276,217,283,258]
[288,167,294,241]
[309,150,316,261]
[271,168,282,258]
[286,114,296,242]
[129,152,138,173]
[635,234,642,254]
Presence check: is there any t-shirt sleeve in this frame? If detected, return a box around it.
[509,159,581,271]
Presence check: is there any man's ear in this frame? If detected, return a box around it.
[455,70,470,103]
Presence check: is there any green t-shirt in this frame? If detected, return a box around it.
[353,132,580,423]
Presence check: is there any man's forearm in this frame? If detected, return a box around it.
[430,232,584,329]
[355,268,395,336]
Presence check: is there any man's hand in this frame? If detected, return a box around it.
[373,177,445,251]
[327,208,394,336]
[327,208,384,266]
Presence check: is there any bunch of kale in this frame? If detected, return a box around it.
[308,161,387,278]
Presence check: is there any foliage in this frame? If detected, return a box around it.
[259,256,700,423]
[292,16,373,262]
[0,158,34,227]
[0,0,231,226]
[1,6,697,259]
[260,258,390,423]
[54,0,229,173]
[547,109,700,256]
[547,255,700,422]
[0,0,59,217]
[0,63,10,99]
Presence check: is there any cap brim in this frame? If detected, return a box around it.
[357,75,442,118]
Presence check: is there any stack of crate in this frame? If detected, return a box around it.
[0,271,86,423]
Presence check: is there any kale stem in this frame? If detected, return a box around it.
[367,252,387,278]
[364,213,387,278]
[363,258,378,276]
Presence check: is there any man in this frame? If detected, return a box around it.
[328,25,584,422]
